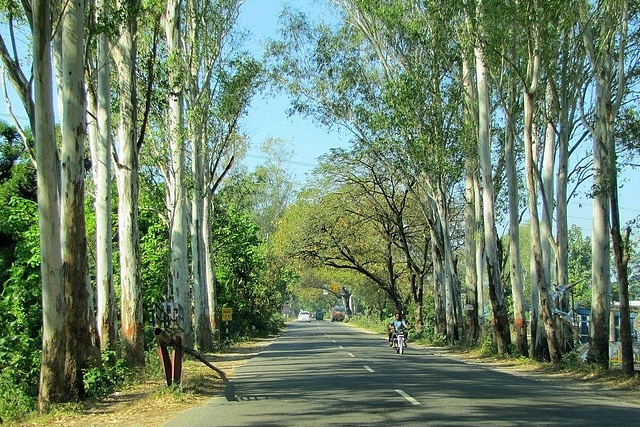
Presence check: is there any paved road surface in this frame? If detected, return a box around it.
[164,321,639,426]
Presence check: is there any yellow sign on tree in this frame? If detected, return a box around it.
[222,307,233,321]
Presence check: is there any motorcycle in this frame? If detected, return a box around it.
[392,327,407,354]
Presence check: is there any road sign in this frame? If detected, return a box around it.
[330,283,339,293]
[222,307,233,321]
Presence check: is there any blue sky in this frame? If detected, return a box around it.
[236,0,350,184]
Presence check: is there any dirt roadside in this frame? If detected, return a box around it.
[9,338,276,427]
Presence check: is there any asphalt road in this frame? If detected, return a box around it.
[164,321,639,426]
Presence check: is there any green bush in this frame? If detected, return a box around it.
[0,371,35,423]
[83,351,132,399]
[478,330,498,356]
[348,314,388,334]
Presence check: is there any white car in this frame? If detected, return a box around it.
[297,310,312,322]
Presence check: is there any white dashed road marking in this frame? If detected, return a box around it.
[395,389,421,405]
[363,365,374,372]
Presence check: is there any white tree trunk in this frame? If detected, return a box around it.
[165,0,192,346]
[474,9,510,352]
[461,56,480,342]
[464,160,480,342]
[554,59,573,352]
[203,195,218,338]
[431,235,446,336]
[473,166,484,328]
[90,0,116,354]
[191,128,213,351]
[113,2,144,365]
[34,0,65,410]
[59,0,93,399]
[434,187,461,343]
[504,88,528,357]
[580,0,627,368]
[524,87,560,363]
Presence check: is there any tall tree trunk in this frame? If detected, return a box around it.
[34,0,66,411]
[204,196,218,339]
[462,55,480,344]
[474,167,485,330]
[113,0,144,366]
[474,7,510,353]
[541,79,566,354]
[432,236,446,336]
[607,3,633,370]
[464,159,480,343]
[91,0,116,355]
[436,187,461,343]
[553,64,574,353]
[519,7,561,362]
[588,123,611,368]
[504,86,528,357]
[580,0,629,369]
[165,0,193,347]
[524,87,561,363]
[191,129,213,351]
[60,0,92,398]
[611,196,633,375]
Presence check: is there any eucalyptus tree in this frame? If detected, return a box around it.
[199,57,261,344]
[528,0,591,360]
[182,0,257,350]
[58,0,94,397]
[459,10,485,341]
[87,0,116,355]
[163,0,192,347]
[501,82,528,357]
[477,0,589,361]
[0,1,64,408]
[547,7,590,355]
[579,0,634,369]
[32,0,65,409]
[468,0,512,353]
[1,0,94,407]
[504,0,560,363]
[112,0,145,366]
[604,9,639,378]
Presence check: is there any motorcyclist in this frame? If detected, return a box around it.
[388,312,410,347]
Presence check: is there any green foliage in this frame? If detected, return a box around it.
[139,220,170,334]
[568,225,592,308]
[0,197,42,408]
[83,351,133,399]
[560,349,585,370]
[0,370,35,423]
[478,330,499,357]
[627,235,640,299]
[348,314,389,335]
[213,202,287,338]
[0,123,41,420]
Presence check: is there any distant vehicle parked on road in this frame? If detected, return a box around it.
[331,306,345,322]
[315,311,324,320]
[297,310,311,322]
